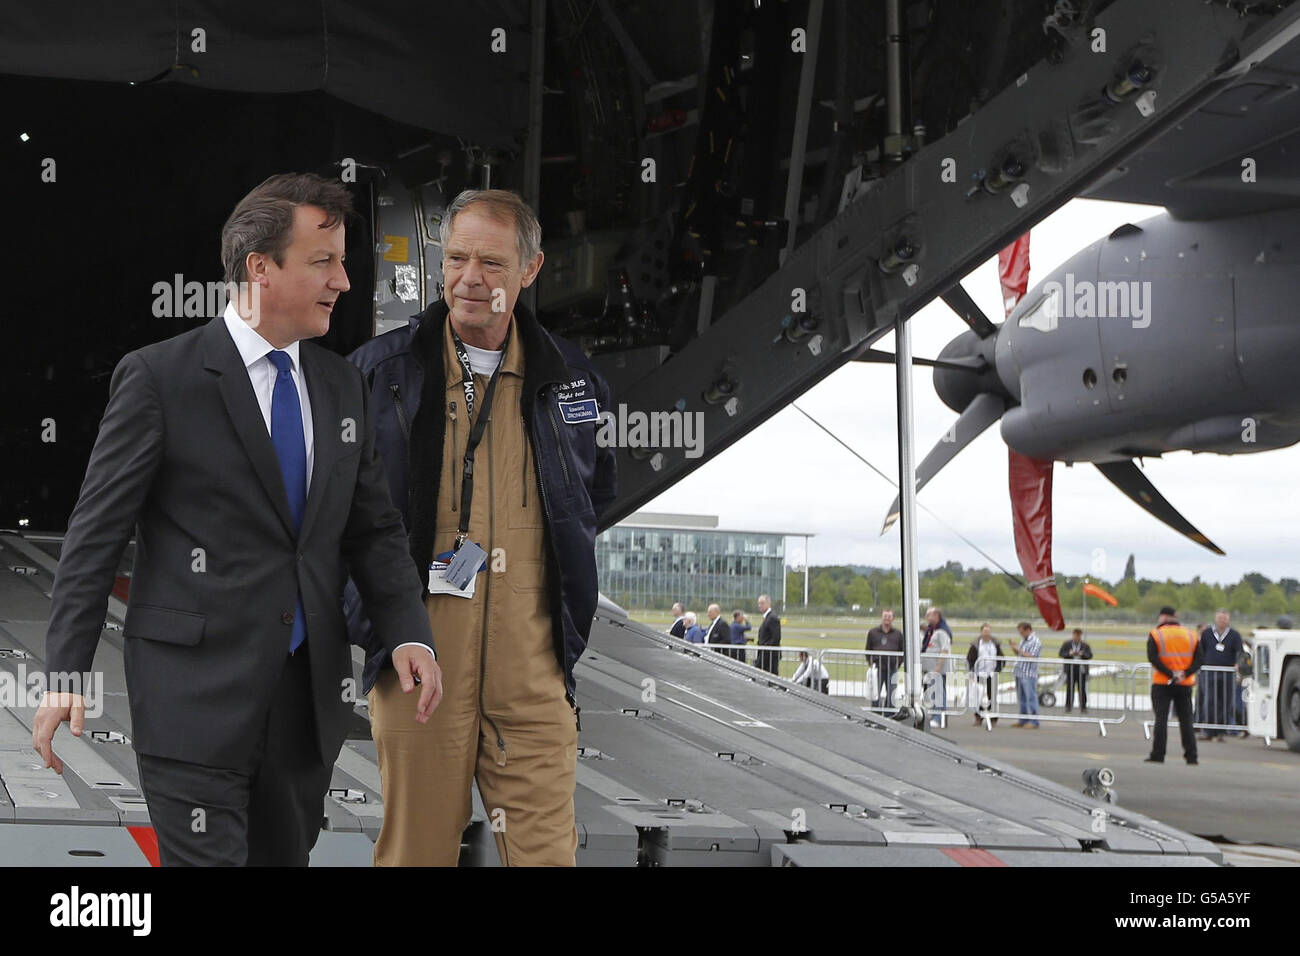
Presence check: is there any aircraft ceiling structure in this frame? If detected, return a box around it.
[594,0,1300,527]
[3,0,1300,536]
[1082,13,1300,220]
[0,1,530,147]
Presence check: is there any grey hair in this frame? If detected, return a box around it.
[439,189,542,266]
[221,172,353,284]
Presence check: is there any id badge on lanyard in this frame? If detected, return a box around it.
[436,327,505,594]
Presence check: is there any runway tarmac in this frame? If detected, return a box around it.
[927,714,1299,851]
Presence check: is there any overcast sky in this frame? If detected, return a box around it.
[640,198,1300,588]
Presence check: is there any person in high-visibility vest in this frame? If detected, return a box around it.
[1145,606,1205,765]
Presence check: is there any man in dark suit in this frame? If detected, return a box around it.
[668,602,686,639]
[703,604,731,654]
[34,173,441,866]
[756,593,782,675]
[1197,609,1244,739]
[1059,628,1093,712]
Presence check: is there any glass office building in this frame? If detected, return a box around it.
[596,512,808,612]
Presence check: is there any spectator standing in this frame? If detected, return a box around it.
[866,609,904,708]
[729,610,751,663]
[683,612,704,644]
[704,604,729,653]
[1009,622,1042,728]
[922,607,953,722]
[1059,628,1093,713]
[1197,610,1243,740]
[966,624,1003,726]
[668,602,686,639]
[1145,606,1203,765]
[756,594,782,675]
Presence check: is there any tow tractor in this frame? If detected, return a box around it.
[1241,629,1300,751]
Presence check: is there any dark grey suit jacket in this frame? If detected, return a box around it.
[45,317,432,770]
[757,608,781,646]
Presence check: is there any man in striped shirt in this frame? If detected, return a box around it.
[1010,621,1042,728]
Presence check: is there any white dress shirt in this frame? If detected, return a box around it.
[222,302,314,485]
[221,303,433,662]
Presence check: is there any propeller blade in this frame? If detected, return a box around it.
[854,349,987,374]
[940,282,1000,340]
[880,392,1006,534]
[1009,450,1066,631]
[1094,460,1225,555]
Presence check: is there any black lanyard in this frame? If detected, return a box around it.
[450,326,507,548]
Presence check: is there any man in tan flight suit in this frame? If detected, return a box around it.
[351,189,616,865]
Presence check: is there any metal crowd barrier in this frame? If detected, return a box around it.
[973,655,1132,735]
[814,648,1131,734]
[920,651,967,727]
[694,639,754,665]
[694,641,817,684]
[818,648,909,714]
[1132,664,1248,739]
[678,638,1251,740]
[815,649,968,725]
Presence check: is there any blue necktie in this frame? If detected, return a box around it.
[268,350,307,653]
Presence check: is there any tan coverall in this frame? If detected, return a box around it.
[369,317,578,866]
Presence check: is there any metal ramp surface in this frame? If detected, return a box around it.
[570,610,1220,866]
[0,532,1221,866]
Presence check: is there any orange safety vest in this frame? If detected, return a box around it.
[1150,624,1196,686]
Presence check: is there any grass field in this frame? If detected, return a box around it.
[631,610,1157,664]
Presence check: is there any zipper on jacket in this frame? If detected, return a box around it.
[385,381,414,517]
[531,402,570,687]
[388,384,410,442]
[545,389,573,486]
[448,400,458,511]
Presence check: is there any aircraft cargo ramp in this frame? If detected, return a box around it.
[0,532,1219,867]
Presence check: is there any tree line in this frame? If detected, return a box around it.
[784,560,1299,623]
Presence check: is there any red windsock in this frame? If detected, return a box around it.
[1008,449,1065,630]
[1083,582,1119,606]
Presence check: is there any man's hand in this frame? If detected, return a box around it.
[391,646,443,723]
[1171,669,1185,682]
[32,692,86,775]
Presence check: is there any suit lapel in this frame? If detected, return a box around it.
[202,318,296,539]
[299,343,337,543]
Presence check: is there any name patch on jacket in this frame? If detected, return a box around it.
[559,398,600,424]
